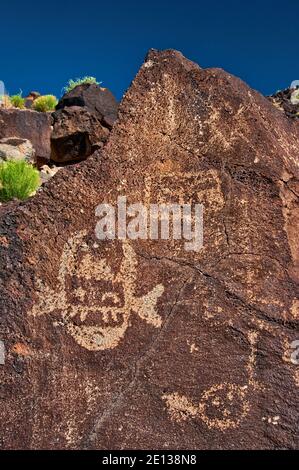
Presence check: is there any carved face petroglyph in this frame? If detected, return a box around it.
[30,231,164,350]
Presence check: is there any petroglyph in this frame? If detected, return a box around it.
[144,171,225,212]
[29,231,164,350]
[162,331,261,430]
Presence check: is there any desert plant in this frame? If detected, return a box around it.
[63,76,100,93]
[32,95,58,112]
[10,92,25,109]
[0,160,40,201]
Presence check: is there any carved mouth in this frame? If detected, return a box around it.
[68,306,128,327]
[62,279,131,349]
[66,318,130,351]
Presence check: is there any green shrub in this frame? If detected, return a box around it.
[0,161,40,201]
[64,76,100,93]
[10,93,25,109]
[32,95,58,112]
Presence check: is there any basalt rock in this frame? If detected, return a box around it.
[51,106,110,163]
[56,83,118,129]
[51,84,118,163]
[0,108,52,160]
[0,49,298,450]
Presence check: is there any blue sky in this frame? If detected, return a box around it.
[1,0,298,101]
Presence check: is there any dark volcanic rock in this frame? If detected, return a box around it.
[51,84,118,162]
[56,83,118,129]
[51,106,110,163]
[0,108,52,160]
[0,49,298,449]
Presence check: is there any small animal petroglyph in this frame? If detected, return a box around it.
[29,231,164,351]
[162,331,261,430]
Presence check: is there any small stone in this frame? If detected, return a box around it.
[0,137,35,163]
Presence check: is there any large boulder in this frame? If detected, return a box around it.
[51,106,110,163]
[56,83,118,129]
[0,49,298,450]
[51,84,118,163]
[51,83,118,163]
[0,137,35,163]
[0,108,52,161]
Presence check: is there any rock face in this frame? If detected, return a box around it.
[0,49,298,450]
[0,108,52,161]
[51,84,118,163]
[0,137,35,163]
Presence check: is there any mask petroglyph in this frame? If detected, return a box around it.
[29,231,164,351]
[162,331,261,430]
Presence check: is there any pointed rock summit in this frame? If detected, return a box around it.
[0,49,298,449]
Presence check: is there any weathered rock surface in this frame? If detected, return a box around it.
[0,49,298,450]
[0,137,35,163]
[51,83,118,163]
[0,108,52,160]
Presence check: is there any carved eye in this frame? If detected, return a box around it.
[101,292,121,305]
